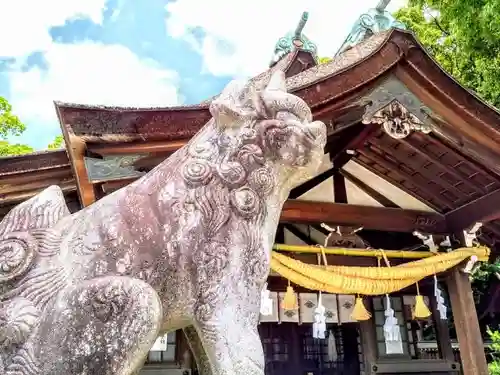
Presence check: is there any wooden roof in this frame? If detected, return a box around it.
[3,28,500,251]
[0,149,80,217]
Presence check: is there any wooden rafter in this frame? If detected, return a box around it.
[289,167,336,199]
[356,147,454,210]
[401,135,488,194]
[340,169,399,208]
[373,138,469,202]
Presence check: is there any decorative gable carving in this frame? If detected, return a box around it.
[363,100,432,139]
[360,76,435,139]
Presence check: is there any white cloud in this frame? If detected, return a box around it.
[166,0,408,78]
[7,42,181,140]
[0,0,107,58]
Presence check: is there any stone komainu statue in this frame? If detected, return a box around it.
[0,71,326,375]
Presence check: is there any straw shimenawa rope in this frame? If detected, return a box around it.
[270,246,489,295]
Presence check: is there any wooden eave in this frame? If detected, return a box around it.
[52,28,500,246]
[0,149,78,216]
[0,149,70,176]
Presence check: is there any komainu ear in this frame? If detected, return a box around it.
[209,79,248,125]
[265,70,287,93]
[209,70,290,127]
[260,70,312,124]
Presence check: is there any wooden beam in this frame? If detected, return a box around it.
[446,187,500,231]
[0,149,69,177]
[280,200,447,233]
[444,231,488,375]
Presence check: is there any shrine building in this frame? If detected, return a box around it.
[2,4,500,375]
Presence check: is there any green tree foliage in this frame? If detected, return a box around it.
[0,96,25,139]
[47,135,65,150]
[395,0,500,108]
[0,96,64,156]
[0,141,34,156]
[488,328,500,374]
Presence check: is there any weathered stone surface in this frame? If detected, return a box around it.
[0,71,326,375]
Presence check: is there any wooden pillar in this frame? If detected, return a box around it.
[359,305,378,375]
[177,331,193,370]
[333,168,378,373]
[333,169,348,204]
[446,268,488,374]
[275,224,285,244]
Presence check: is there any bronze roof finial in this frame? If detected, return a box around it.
[294,11,309,39]
[270,11,317,67]
[375,0,391,11]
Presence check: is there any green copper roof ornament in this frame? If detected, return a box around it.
[270,11,318,67]
[335,0,406,56]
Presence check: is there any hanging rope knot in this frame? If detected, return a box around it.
[380,249,391,268]
[321,223,335,248]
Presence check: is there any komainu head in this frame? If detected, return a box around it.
[208,70,327,191]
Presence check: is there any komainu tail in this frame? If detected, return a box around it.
[0,185,71,236]
[0,185,72,366]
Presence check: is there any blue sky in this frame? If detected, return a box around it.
[0,0,406,149]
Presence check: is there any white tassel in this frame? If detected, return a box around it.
[313,291,327,339]
[327,330,338,362]
[434,276,447,320]
[260,283,273,316]
[383,295,404,354]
